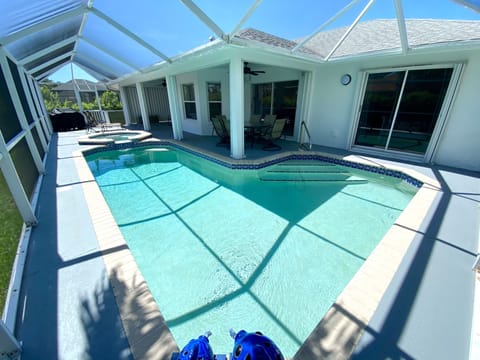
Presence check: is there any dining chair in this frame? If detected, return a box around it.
[262,118,286,151]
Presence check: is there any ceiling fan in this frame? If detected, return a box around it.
[243,62,265,76]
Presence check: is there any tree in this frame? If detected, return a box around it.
[41,84,62,112]
[40,83,122,112]
[101,91,123,110]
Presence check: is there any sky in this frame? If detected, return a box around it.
[50,64,98,83]
[47,0,480,83]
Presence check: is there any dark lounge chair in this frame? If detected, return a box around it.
[262,118,286,151]
[211,115,230,147]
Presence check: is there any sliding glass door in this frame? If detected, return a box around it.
[253,80,299,136]
[354,67,453,155]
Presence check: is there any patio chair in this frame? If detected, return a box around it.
[221,115,230,134]
[249,114,261,124]
[211,115,230,147]
[264,114,277,126]
[84,111,98,133]
[262,118,286,151]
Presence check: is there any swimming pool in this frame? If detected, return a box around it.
[86,145,418,357]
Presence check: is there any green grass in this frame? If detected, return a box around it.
[0,173,23,315]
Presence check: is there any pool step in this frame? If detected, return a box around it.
[259,161,368,184]
[270,160,343,172]
[145,148,178,162]
[268,160,340,170]
[259,172,368,183]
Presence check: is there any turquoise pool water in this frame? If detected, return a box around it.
[91,132,138,141]
[86,146,417,357]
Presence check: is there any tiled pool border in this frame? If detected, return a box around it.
[78,139,441,359]
[82,140,424,188]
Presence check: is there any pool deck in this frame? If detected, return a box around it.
[11,124,480,359]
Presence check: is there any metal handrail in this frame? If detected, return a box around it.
[298,121,312,151]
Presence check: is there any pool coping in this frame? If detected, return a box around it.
[77,130,152,145]
[74,139,441,359]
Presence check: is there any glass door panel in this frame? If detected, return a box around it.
[253,83,272,116]
[253,81,299,136]
[355,71,405,149]
[273,80,298,136]
[388,68,453,154]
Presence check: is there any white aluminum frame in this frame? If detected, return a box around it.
[349,62,465,163]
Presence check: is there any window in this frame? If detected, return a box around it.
[182,83,197,119]
[354,67,453,155]
[207,82,222,120]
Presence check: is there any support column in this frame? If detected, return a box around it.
[94,84,108,123]
[94,84,102,110]
[0,320,21,359]
[34,80,53,136]
[136,82,151,131]
[229,57,245,159]
[28,75,51,143]
[166,75,183,140]
[119,86,131,126]
[73,83,83,112]
[71,64,83,112]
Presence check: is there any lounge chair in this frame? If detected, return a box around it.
[248,114,261,124]
[262,118,286,151]
[221,116,230,134]
[264,114,277,126]
[84,111,97,133]
[211,115,230,147]
[84,111,123,133]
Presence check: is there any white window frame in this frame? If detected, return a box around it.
[206,82,222,120]
[182,83,197,120]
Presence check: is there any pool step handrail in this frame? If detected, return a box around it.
[298,121,312,151]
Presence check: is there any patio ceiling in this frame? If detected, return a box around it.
[0,0,479,83]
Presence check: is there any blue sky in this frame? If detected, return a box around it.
[48,0,480,83]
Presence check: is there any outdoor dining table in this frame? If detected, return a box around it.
[244,122,271,148]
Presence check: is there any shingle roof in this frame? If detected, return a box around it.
[302,19,480,58]
[233,28,319,56]
[235,19,480,60]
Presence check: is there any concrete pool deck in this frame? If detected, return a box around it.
[12,127,480,359]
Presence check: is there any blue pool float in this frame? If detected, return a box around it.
[177,331,214,360]
[230,329,284,360]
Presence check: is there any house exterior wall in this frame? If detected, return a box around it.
[433,52,480,171]
[176,72,201,135]
[307,48,480,171]
[197,67,229,136]
[118,46,479,171]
